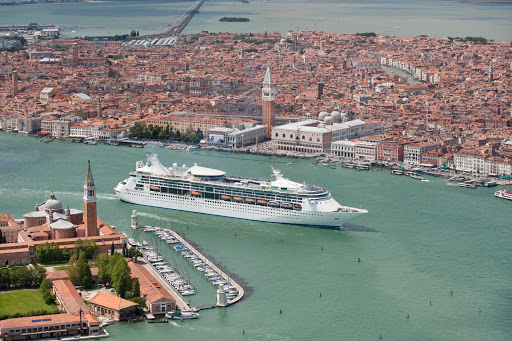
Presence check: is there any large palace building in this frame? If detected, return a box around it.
[0,162,126,265]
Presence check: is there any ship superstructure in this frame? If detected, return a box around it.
[115,152,367,227]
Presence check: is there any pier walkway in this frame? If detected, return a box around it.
[161,0,206,36]
[168,229,245,306]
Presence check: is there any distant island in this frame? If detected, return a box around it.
[219,17,250,22]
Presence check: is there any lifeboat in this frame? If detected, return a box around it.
[150,185,160,190]
[268,201,280,207]
[245,198,255,203]
[281,203,293,209]
[220,195,231,200]
[257,199,267,205]
[233,196,243,201]
[293,204,302,211]
[191,191,201,196]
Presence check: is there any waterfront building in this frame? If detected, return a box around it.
[89,292,138,321]
[261,66,276,138]
[0,313,100,341]
[206,125,267,148]
[127,260,176,316]
[0,280,102,340]
[354,140,381,161]
[376,141,405,162]
[351,57,380,68]
[331,140,356,158]
[41,117,79,138]
[144,113,257,134]
[403,142,441,166]
[274,117,382,154]
[41,28,60,38]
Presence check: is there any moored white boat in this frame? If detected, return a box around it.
[166,311,199,320]
[494,189,512,200]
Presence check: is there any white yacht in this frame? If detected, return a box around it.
[494,189,512,201]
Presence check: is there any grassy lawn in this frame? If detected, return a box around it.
[0,289,59,316]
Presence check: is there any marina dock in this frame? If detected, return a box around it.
[139,257,193,311]
[129,217,244,311]
[167,229,245,306]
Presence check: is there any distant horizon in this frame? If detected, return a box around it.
[0,0,511,40]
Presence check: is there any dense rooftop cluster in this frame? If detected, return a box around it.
[0,31,511,170]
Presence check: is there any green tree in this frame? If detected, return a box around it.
[130,296,146,307]
[30,265,46,286]
[111,242,115,256]
[39,279,56,305]
[0,268,11,289]
[132,278,140,297]
[97,253,112,286]
[40,278,53,292]
[35,242,64,264]
[77,252,92,288]
[112,257,131,298]
[127,247,142,262]
[74,239,98,260]
[13,267,32,287]
[68,265,80,286]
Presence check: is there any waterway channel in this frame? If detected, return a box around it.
[0,132,511,340]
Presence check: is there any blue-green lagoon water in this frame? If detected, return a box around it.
[0,132,511,340]
[0,0,511,40]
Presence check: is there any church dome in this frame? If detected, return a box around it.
[44,192,63,211]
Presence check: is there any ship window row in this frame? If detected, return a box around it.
[140,180,328,200]
[155,188,303,203]
[144,181,325,202]
[128,191,326,217]
[144,177,325,197]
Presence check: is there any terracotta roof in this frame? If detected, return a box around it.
[89,292,137,311]
[53,279,88,314]
[127,260,175,304]
[0,313,79,330]
[46,270,68,281]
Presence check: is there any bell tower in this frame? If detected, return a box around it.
[262,66,276,138]
[84,160,98,237]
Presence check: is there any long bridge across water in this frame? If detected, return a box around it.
[161,0,206,36]
[123,0,206,47]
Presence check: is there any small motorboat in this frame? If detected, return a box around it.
[166,310,200,320]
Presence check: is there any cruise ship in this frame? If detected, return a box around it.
[114,152,368,228]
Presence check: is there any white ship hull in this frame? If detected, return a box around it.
[115,188,364,228]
